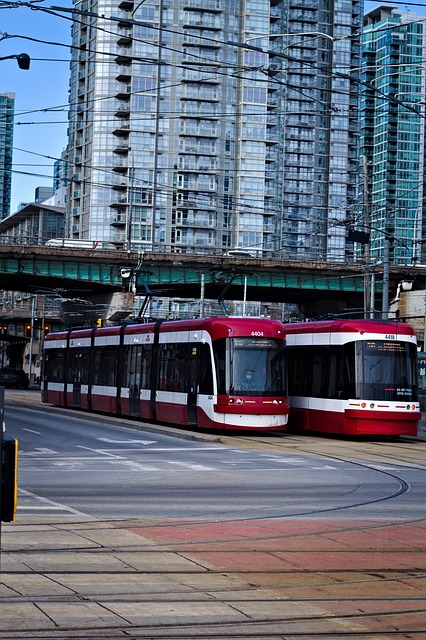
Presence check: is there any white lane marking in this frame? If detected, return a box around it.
[167,461,215,470]
[106,460,160,471]
[18,506,66,510]
[75,445,125,459]
[23,428,41,435]
[145,447,219,451]
[53,461,84,469]
[18,488,89,517]
[97,438,157,445]
[20,448,58,456]
[20,455,110,461]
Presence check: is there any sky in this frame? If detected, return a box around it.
[1,0,71,212]
[1,0,423,215]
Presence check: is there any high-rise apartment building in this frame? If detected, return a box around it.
[0,93,15,220]
[278,0,362,261]
[67,0,363,261]
[362,6,426,265]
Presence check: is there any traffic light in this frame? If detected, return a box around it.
[1,438,18,522]
[25,324,31,339]
[43,324,51,337]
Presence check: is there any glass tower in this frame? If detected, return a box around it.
[362,6,426,265]
[0,93,15,220]
[67,0,363,261]
[277,0,362,261]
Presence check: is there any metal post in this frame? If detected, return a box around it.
[242,275,247,316]
[370,270,375,319]
[126,155,134,252]
[382,235,390,320]
[363,156,371,318]
[200,273,205,318]
[0,385,4,567]
[423,285,426,351]
[28,296,36,384]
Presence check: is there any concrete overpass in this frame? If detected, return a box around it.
[0,243,420,316]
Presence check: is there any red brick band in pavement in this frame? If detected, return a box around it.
[125,517,426,636]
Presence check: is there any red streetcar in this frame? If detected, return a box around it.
[41,317,289,431]
[284,319,420,437]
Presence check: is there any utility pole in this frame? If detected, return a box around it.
[382,234,390,319]
[363,156,371,318]
[28,296,36,385]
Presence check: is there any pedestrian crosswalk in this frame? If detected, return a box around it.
[16,442,346,516]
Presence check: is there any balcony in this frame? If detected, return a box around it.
[117,30,132,46]
[111,177,128,190]
[118,0,134,10]
[113,143,130,154]
[112,160,128,173]
[183,0,222,10]
[116,65,132,81]
[109,196,128,208]
[112,122,130,136]
[115,104,131,118]
[116,84,132,99]
[111,214,127,226]
[115,50,133,65]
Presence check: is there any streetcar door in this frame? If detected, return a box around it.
[70,349,82,408]
[72,349,89,408]
[187,345,198,426]
[73,377,81,408]
[128,345,142,417]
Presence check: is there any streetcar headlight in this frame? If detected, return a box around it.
[407,404,411,410]
[370,403,375,409]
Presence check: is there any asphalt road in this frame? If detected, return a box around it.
[7,404,426,522]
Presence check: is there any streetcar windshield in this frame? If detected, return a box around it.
[214,337,287,397]
[355,340,418,401]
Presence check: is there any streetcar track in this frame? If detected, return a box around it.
[3,568,426,574]
[2,590,426,602]
[0,612,425,639]
[14,449,414,525]
[5,406,426,639]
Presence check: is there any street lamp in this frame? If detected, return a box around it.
[0,53,30,70]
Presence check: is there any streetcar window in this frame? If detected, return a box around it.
[122,344,152,390]
[287,344,356,400]
[124,345,143,391]
[158,343,194,393]
[93,346,118,387]
[287,346,311,396]
[198,343,214,394]
[44,349,65,383]
[214,337,286,397]
[311,347,329,398]
[141,345,152,389]
[67,348,90,385]
[355,340,418,401]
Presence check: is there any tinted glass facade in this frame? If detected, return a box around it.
[0,93,15,220]
[67,0,363,261]
[362,7,426,265]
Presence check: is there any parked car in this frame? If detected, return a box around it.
[0,367,30,389]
